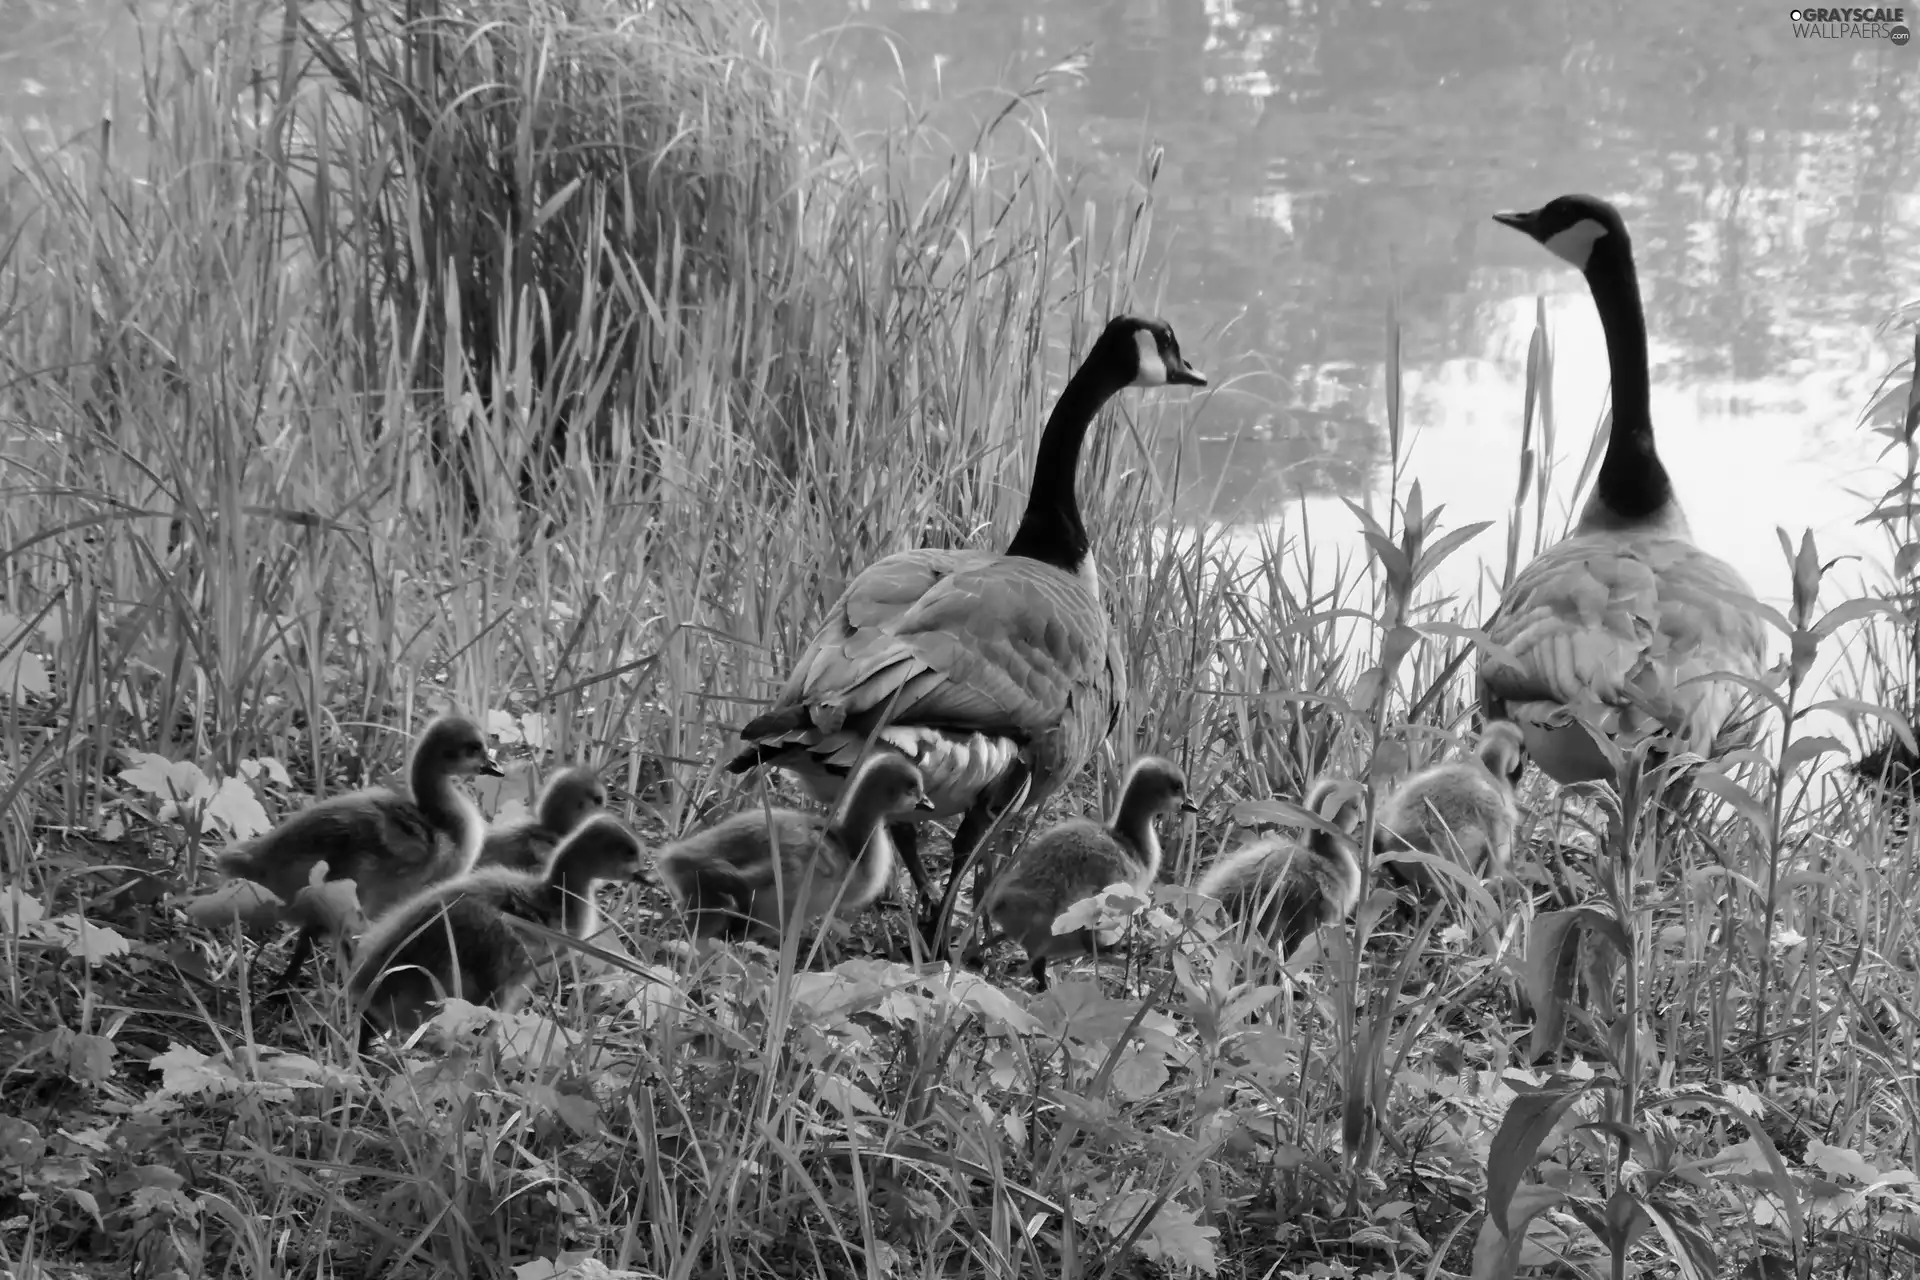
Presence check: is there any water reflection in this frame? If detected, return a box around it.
[6,0,1918,606]
[779,0,1920,603]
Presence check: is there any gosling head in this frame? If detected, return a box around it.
[1492,193,1628,272]
[418,714,505,778]
[538,766,608,831]
[1302,777,1364,840]
[1476,721,1528,789]
[850,753,935,815]
[550,814,648,884]
[1097,315,1208,390]
[1121,756,1201,818]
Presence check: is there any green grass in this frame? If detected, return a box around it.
[4,1,1920,1277]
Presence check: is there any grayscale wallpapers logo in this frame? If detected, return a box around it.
[1789,6,1912,41]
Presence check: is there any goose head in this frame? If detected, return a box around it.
[1120,756,1201,819]
[1476,721,1528,789]
[419,715,506,778]
[1096,316,1208,390]
[849,753,936,815]
[551,814,648,883]
[1493,194,1629,273]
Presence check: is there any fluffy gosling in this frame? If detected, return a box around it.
[1374,720,1526,892]
[216,714,502,988]
[656,754,932,944]
[477,765,608,873]
[1195,778,1363,959]
[349,813,646,1038]
[979,756,1196,991]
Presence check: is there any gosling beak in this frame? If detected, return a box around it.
[478,756,506,778]
[1167,357,1208,388]
[1491,208,1542,236]
[913,795,938,813]
[1179,799,1201,815]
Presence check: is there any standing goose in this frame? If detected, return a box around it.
[350,813,647,1038]
[976,756,1196,990]
[476,765,607,873]
[1483,195,1768,783]
[1375,720,1527,889]
[726,316,1205,946]
[657,754,933,944]
[1195,778,1363,960]
[216,714,504,987]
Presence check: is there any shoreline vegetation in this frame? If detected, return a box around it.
[3,1,1920,1277]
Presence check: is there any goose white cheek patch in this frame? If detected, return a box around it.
[1131,329,1169,386]
[1543,218,1608,269]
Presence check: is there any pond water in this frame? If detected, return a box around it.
[774,0,1920,618]
[8,0,1919,619]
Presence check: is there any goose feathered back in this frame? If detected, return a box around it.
[734,548,1119,817]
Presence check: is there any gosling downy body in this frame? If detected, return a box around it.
[1195,779,1363,960]
[1375,721,1527,890]
[980,756,1196,991]
[215,714,503,987]
[725,317,1205,949]
[1481,195,1768,784]
[656,754,933,945]
[477,766,607,873]
[350,814,646,1038]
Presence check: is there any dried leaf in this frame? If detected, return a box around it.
[204,777,271,842]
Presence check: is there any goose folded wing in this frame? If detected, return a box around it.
[1484,537,1767,715]
[776,558,1105,741]
[1641,543,1769,674]
[1480,541,1662,707]
[742,550,970,741]
[1101,621,1129,738]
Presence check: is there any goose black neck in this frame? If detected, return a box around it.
[1004,357,1129,568]
[1584,238,1672,523]
[411,752,465,837]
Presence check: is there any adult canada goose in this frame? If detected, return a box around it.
[976,756,1196,991]
[350,813,646,1038]
[1194,778,1363,960]
[216,714,503,988]
[476,766,607,873]
[1374,721,1527,892]
[725,316,1205,947]
[1484,195,1768,783]
[657,754,933,944]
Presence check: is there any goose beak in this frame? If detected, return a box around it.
[1492,208,1541,236]
[913,795,938,813]
[479,756,506,778]
[1166,357,1208,388]
[1179,799,1201,815]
